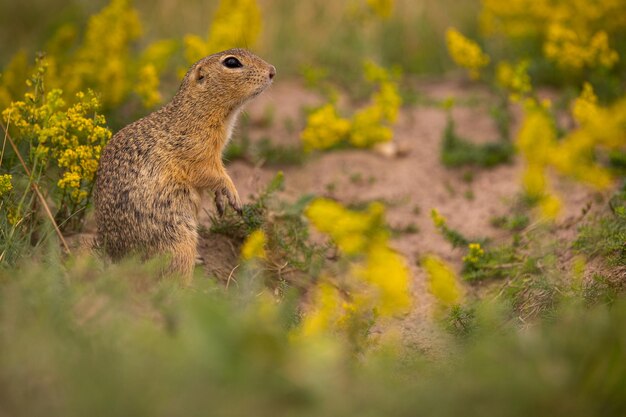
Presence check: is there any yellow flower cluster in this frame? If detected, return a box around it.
[430,209,447,228]
[300,104,351,152]
[134,64,162,109]
[496,61,532,101]
[571,82,599,125]
[479,0,543,38]
[3,86,111,207]
[62,0,142,107]
[544,25,619,69]
[346,0,395,22]
[365,0,394,19]
[516,101,562,219]
[0,174,12,197]
[298,281,346,337]
[241,229,268,260]
[445,28,490,80]
[184,0,262,65]
[421,255,462,308]
[517,85,624,219]
[0,51,29,111]
[300,62,402,151]
[1,0,172,111]
[306,199,388,255]
[480,0,625,71]
[462,243,485,266]
[300,198,411,337]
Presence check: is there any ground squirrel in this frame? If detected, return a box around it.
[94,49,276,282]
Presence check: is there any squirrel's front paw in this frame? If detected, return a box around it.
[215,186,242,215]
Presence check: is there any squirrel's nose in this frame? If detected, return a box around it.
[269,65,276,80]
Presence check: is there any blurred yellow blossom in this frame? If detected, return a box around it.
[301,61,401,151]
[0,0,172,111]
[422,255,462,308]
[516,88,624,221]
[134,64,162,108]
[480,0,625,72]
[301,198,412,340]
[0,174,12,197]
[538,194,563,220]
[64,0,142,107]
[544,25,619,70]
[348,63,401,147]
[496,61,532,101]
[572,82,599,125]
[356,245,411,316]
[241,229,267,260]
[366,0,394,19]
[0,51,29,110]
[430,209,447,228]
[445,28,490,80]
[298,282,348,337]
[305,199,387,255]
[350,106,393,148]
[184,0,262,64]
[301,104,351,151]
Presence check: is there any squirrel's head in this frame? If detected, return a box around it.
[179,49,276,115]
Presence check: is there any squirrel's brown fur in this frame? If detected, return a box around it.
[94,49,275,282]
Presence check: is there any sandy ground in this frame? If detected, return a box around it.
[192,79,600,347]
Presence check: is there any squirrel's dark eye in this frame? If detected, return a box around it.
[223,57,243,69]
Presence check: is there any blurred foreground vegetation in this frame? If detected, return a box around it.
[1,215,626,416]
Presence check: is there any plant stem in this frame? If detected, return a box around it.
[1,122,70,254]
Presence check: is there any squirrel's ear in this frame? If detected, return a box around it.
[194,65,207,82]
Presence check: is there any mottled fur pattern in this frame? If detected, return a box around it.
[94,49,276,283]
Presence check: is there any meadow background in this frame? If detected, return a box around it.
[1,0,625,415]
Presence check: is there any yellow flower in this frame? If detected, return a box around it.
[463,242,485,265]
[306,198,387,255]
[422,255,462,307]
[300,61,401,151]
[358,245,411,316]
[481,0,624,72]
[539,194,562,220]
[430,209,447,228]
[301,198,412,338]
[241,229,267,260]
[3,78,111,210]
[64,0,143,107]
[572,82,599,125]
[300,104,351,152]
[0,174,13,197]
[349,106,393,148]
[446,28,490,80]
[496,60,532,101]
[298,281,348,337]
[515,102,557,214]
[134,64,162,108]
[366,0,394,19]
[544,25,619,70]
[184,0,262,64]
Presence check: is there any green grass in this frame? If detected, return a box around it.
[224,134,307,167]
[575,190,626,267]
[441,114,515,168]
[490,214,530,232]
[440,107,515,168]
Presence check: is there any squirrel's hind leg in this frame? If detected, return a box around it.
[166,234,198,286]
